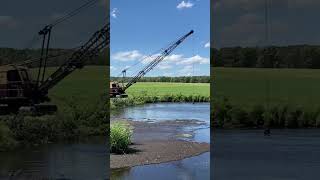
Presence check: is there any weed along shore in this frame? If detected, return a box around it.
[0,66,108,150]
[110,102,210,177]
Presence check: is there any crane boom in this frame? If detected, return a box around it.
[38,24,109,95]
[123,30,194,91]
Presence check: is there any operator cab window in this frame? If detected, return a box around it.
[20,70,29,82]
[7,70,21,82]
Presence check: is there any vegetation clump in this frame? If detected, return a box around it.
[0,121,17,151]
[212,97,320,129]
[110,122,133,154]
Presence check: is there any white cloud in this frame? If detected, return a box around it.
[179,65,193,76]
[204,42,210,48]
[177,1,194,9]
[110,66,117,71]
[157,64,173,70]
[163,54,184,62]
[177,55,209,65]
[112,50,143,61]
[112,50,209,76]
[111,8,118,18]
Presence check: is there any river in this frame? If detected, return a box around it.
[213,129,320,180]
[111,103,210,180]
[0,138,107,179]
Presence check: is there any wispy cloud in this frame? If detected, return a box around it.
[177,55,209,65]
[110,66,117,71]
[112,50,143,61]
[204,42,210,48]
[179,65,193,76]
[177,1,194,9]
[112,50,209,76]
[111,8,118,18]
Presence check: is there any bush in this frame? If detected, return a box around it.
[110,122,133,154]
[0,121,17,151]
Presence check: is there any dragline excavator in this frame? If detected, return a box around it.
[0,0,109,114]
[0,24,109,114]
[110,30,194,98]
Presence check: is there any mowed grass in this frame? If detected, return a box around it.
[32,66,108,112]
[126,82,210,97]
[213,67,320,110]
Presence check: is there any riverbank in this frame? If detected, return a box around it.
[110,102,210,179]
[212,97,320,129]
[110,116,210,169]
[111,140,209,169]
[0,100,108,151]
[110,82,210,110]
[110,94,210,110]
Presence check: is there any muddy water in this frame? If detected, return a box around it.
[0,138,107,180]
[111,103,210,180]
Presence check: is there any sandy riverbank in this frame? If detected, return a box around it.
[110,119,210,169]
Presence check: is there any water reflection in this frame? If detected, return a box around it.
[0,138,107,180]
[111,153,210,180]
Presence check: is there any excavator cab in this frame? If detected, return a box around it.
[110,82,127,98]
[0,65,37,112]
[0,65,57,114]
[0,65,34,99]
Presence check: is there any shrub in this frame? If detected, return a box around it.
[110,122,133,154]
[0,121,17,151]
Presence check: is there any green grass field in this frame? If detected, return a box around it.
[126,82,210,97]
[34,66,108,112]
[213,67,320,110]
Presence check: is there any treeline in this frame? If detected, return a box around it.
[212,45,320,68]
[0,48,108,67]
[110,76,210,83]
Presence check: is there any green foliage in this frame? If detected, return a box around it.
[0,121,17,151]
[110,122,132,154]
[110,82,210,109]
[212,45,320,68]
[213,67,320,109]
[212,97,320,129]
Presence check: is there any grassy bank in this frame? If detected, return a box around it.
[0,66,108,150]
[212,97,320,129]
[111,82,210,109]
[212,67,320,128]
[213,67,320,110]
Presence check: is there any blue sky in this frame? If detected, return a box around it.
[110,0,209,77]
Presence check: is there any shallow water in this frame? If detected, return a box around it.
[111,152,210,180]
[0,138,107,180]
[213,129,320,180]
[111,103,210,180]
[111,103,210,123]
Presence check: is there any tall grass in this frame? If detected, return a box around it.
[110,122,133,154]
[212,97,320,129]
[110,94,210,109]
